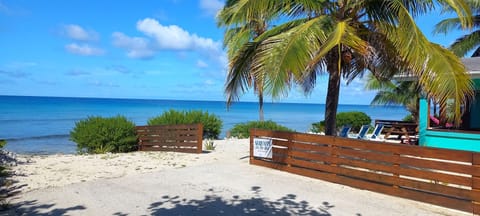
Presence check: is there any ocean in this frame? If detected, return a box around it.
[0,95,408,154]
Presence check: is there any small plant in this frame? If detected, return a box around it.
[204,139,216,151]
[310,122,325,133]
[402,114,415,122]
[70,116,137,154]
[311,111,372,133]
[0,140,10,211]
[230,120,294,139]
[148,109,223,139]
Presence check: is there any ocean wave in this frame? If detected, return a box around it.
[5,134,70,142]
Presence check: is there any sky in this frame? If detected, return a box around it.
[0,0,469,105]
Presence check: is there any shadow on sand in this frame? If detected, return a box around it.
[1,199,86,215]
[147,186,334,215]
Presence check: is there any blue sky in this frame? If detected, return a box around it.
[0,0,468,104]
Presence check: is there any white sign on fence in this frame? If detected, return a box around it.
[253,138,272,158]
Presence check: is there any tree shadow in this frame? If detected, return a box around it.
[1,199,86,215]
[148,186,333,215]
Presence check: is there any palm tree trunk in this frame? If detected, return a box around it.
[258,92,264,121]
[324,65,341,136]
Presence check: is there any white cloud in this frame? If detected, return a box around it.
[112,32,155,59]
[63,24,99,41]
[0,2,10,14]
[136,18,221,52]
[66,69,90,76]
[196,60,208,68]
[204,79,215,85]
[112,18,227,67]
[65,43,105,56]
[199,0,223,16]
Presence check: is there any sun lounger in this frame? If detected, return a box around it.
[338,125,351,137]
[355,125,370,139]
[369,123,384,140]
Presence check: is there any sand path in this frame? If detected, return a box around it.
[3,139,469,215]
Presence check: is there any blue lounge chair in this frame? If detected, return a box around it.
[369,123,384,139]
[356,125,370,139]
[338,125,351,137]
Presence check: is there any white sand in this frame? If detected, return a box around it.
[5,138,468,215]
[10,138,248,192]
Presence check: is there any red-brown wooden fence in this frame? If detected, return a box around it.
[136,124,203,153]
[250,129,480,214]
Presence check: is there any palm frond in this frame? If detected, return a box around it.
[224,41,260,106]
[253,15,332,98]
[450,30,480,56]
[379,1,474,126]
[434,17,463,34]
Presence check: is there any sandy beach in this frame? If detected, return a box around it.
[3,138,469,215]
[8,139,248,193]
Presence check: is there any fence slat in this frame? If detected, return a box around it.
[136,124,202,153]
[250,129,478,214]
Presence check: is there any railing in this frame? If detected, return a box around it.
[250,129,480,214]
[136,124,203,153]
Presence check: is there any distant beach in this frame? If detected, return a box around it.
[0,95,408,154]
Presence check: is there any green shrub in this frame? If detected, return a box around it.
[70,116,137,154]
[310,122,325,133]
[311,111,371,133]
[0,140,5,149]
[402,114,415,122]
[148,109,223,139]
[230,120,294,138]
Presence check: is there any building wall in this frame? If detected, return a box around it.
[472,79,480,128]
[419,98,480,152]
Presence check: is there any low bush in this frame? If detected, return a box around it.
[230,120,293,138]
[310,122,325,133]
[70,116,137,154]
[402,114,415,122]
[148,109,223,139]
[311,111,372,133]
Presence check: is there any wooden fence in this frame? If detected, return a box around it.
[136,124,203,153]
[250,129,480,214]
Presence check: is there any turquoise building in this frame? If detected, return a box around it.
[419,57,480,151]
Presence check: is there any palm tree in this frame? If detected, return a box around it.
[219,0,474,136]
[365,74,420,121]
[218,0,284,121]
[435,0,480,57]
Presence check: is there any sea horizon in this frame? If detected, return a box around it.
[0,95,409,154]
[0,94,380,106]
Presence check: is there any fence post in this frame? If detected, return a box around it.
[250,129,254,164]
[197,124,203,153]
[472,152,480,214]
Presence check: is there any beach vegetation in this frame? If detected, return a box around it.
[403,114,415,122]
[218,0,474,136]
[311,111,371,133]
[204,139,216,151]
[435,0,480,57]
[0,140,10,210]
[148,109,223,139]
[70,116,137,154]
[230,120,293,138]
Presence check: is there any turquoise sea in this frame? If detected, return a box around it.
[0,95,408,154]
